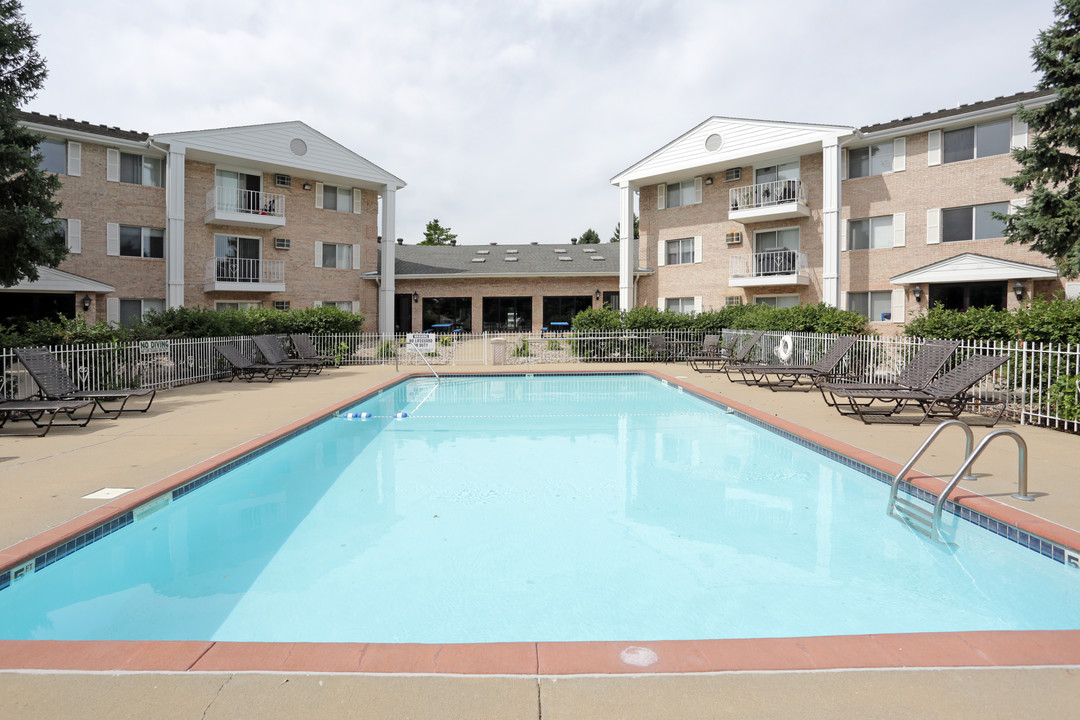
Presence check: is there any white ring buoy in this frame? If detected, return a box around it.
[774,334,794,362]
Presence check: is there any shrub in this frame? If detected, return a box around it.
[570,302,868,335]
[902,297,1080,344]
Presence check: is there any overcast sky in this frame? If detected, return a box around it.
[22,0,1055,246]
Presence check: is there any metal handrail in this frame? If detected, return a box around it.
[888,420,975,535]
[403,342,440,383]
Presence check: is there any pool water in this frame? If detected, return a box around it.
[1,374,1078,643]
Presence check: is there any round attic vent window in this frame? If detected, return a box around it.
[290,138,308,156]
[705,133,723,152]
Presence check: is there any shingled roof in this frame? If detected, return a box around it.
[17,110,150,142]
[385,243,622,277]
[859,89,1051,134]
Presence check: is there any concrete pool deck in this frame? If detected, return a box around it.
[1,363,1079,718]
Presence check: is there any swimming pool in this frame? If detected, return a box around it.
[1,373,1078,644]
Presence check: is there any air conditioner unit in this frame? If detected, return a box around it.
[725,232,743,245]
[275,174,292,187]
[274,237,291,250]
[725,168,741,182]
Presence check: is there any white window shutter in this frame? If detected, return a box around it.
[657,241,666,267]
[693,236,703,263]
[67,141,81,176]
[352,188,362,214]
[352,243,362,269]
[1012,114,1029,150]
[315,182,324,209]
[926,208,941,245]
[693,296,702,313]
[106,222,120,255]
[892,212,906,247]
[106,148,120,182]
[841,219,848,250]
[1009,197,1028,213]
[893,137,906,172]
[839,291,848,311]
[657,183,666,210]
[927,130,942,166]
[891,288,905,323]
[351,301,361,313]
[67,218,81,254]
[840,149,848,181]
[314,241,323,267]
[694,177,703,204]
[106,297,119,324]
[657,297,666,310]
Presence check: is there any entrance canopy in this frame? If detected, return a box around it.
[890,253,1058,285]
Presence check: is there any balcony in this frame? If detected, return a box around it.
[205,187,286,228]
[729,250,810,287]
[729,180,809,222]
[204,257,286,293]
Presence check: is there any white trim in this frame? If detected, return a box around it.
[1010,197,1028,212]
[106,148,120,182]
[693,236,703,263]
[106,297,119,324]
[693,176,703,204]
[315,182,324,209]
[314,240,323,267]
[657,242,666,267]
[839,290,847,310]
[693,296,702,313]
[841,219,848,250]
[892,137,906,172]
[67,218,81,254]
[106,222,120,256]
[840,148,848,181]
[1012,114,1029,150]
[352,188,362,214]
[656,183,665,210]
[892,212,906,247]
[657,297,665,310]
[351,243,362,270]
[891,288,905,323]
[66,141,81,176]
[926,209,940,245]
[890,252,1059,284]
[927,130,941,166]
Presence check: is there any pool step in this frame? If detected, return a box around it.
[890,495,933,537]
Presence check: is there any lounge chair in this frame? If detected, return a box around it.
[819,338,960,414]
[290,333,339,367]
[647,334,673,363]
[13,346,156,418]
[688,330,765,374]
[0,397,96,436]
[253,335,323,375]
[737,335,859,391]
[822,354,1009,424]
[214,343,295,382]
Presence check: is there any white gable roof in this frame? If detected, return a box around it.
[890,253,1059,284]
[7,267,115,293]
[154,121,405,191]
[612,116,854,186]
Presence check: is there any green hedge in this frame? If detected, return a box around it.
[902,297,1080,344]
[571,303,869,335]
[0,306,366,348]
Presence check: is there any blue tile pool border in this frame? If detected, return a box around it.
[1,370,1074,595]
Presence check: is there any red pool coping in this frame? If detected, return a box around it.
[2,369,1078,676]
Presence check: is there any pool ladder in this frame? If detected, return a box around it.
[887,420,1032,544]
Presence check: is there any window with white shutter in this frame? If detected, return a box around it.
[892,137,906,172]
[106,222,120,255]
[67,141,81,177]
[926,208,941,244]
[67,219,81,254]
[106,148,120,182]
[892,212,906,247]
[927,130,942,166]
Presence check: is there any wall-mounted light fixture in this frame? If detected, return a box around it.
[704,176,714,185]
[302,182,312,191]
[1014,280,1025,301]
[81,294,92,312]
[595,289,601,301]
[412,292,419,303]
[912,285,922,302]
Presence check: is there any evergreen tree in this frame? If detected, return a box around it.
[419,218,457,245]
[1001,0,1080,278]
[610,214,639,243]
[578,228,600,244]
[0,0,63,287]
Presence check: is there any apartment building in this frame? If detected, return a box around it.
[611,90,1071,329]
[377,242,623,333]
[4,111,405,333]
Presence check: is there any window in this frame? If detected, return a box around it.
[38,139,66,174]
[724,167,741,182]
[322,301,353,311]
[665,179,699,208]
[321,242,352,269]
[215,301,261,311]
[943,118,1011,163]
[322,184,353,213]
[542,296,592,326]
[754,295,799,308]
[941,202,1009,242]
[423,297,472,331]
[666,238,695,265]
[665,297,695,314]
[118,298,164,325]
[848,142,893,179]
[602,291,620,311]
[119,225,164,258]
[848,291,892,321]
[50,218,67,245]
[754,161,799,184]
[725,295,742,306]
[848,216,893,250]
[929,282,1007,311]
[725,231,742,245]
[120,152,163,187]
[273,301,290,311]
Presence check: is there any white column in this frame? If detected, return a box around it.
[164,143,186,308]
[379,186,397,337]
[821,140,842,308]
[618,182,636,311]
